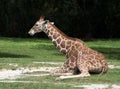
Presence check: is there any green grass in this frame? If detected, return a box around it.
[0,37,120,89]
[0,37,64,69]
[0,82,82,89]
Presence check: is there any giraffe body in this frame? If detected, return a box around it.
[28,17,108,80]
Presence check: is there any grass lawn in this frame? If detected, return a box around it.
[0,37,120,89]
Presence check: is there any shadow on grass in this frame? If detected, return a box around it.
[0,52,32,58]
[33,44,120,60]
[38,46,120,60]
[0,37,49,43]
[42,45,120,60]
[91,47,120,60]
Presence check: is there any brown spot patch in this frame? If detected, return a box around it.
[50,31,53,35]
[70,57,75,62]
[53,41,57,47]
[82,47,89,54]
[61,41,65,48]
[53,33,58,39]
[66,41,71,49]
[75,43,81,47]
[72,50,78,57]
[48,35,52,40]
[57,45,61,49]
[89,49,97,55]
[50,28,54,32]
[57,37,61,44]
[70,62,74,67]
[61,49,66,54]
[88,55,95,60]
[57,34,60,37]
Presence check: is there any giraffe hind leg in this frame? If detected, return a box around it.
[56,72,90,81]
[56,67,90,80]
[89,66,104,74]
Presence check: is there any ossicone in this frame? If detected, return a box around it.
[39,16,45,21]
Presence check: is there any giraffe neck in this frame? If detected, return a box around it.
[44,23,69,55]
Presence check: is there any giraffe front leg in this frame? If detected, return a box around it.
[50,67,73,76]
[50,58,75,76]
[56,63,90,80]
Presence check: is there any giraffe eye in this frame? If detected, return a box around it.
[35,24,38,26]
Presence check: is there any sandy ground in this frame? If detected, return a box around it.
[1,62,120,80]
[0,66,55,80]
[74,84,120,89]
[0,62,120,89]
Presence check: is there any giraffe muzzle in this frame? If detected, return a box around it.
[28,30,35,36]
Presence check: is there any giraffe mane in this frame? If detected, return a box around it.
[49,23,84,43]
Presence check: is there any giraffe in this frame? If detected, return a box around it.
[28,16,108,80]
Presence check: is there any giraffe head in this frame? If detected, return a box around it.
[28,16,54,36]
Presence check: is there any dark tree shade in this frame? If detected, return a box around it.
[0,0,120,39]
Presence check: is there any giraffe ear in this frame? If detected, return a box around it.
[51,22,54,24]
[39,16,45,21]
[42,20,49,25]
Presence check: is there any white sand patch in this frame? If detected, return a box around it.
[0,80,38,83]
[19,67,55,73]
[0,69,22,79]
[74,84,120,89]
[9,63,18,67]
[108,64,120,69]
[0,67,56,80]
[33,62,63,65]
[0,62,120,83]
[112,84,120,89]
[74,84,109,89]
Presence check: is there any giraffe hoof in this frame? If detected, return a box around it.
[55,77,63,81]
[55,77,61,81]
[55,76,66,81]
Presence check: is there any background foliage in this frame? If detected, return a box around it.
[0,0,120,39]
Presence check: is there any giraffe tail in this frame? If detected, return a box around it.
[100,63,108,75]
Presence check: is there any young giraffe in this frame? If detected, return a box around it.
[28,16,108,80]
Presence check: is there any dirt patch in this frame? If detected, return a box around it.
[0,67,56,80]
[74,84,120,89]
[108,64,120,69]
[74,84,109,89]
[0,62,120,80]
[33,62,63,65]
[0,80,38,83]
[0,62,120,89]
